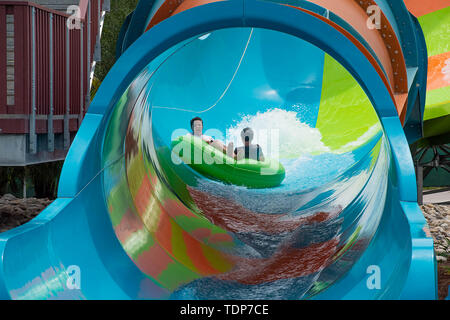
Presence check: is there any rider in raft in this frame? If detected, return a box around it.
[228,127,265,162]
[190,116,228,153]
[190,117,265,162]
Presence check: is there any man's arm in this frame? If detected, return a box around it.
[202,135,214,144]
[235,147,244,161]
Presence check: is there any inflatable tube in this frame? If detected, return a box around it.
[171,135,286,188]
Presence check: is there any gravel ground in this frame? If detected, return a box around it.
[420,203,450,300]
[0,194,52,233]
[0,194,449,299]
[421,204,450,263]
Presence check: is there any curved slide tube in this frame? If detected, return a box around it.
[0,0,437,299]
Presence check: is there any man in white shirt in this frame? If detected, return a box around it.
[190,117,226,153]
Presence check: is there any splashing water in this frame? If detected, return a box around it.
[226,108,330,159]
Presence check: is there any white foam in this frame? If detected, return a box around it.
[226,108,330,158]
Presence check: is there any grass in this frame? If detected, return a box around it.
[424,187,449,191]
[443,265,450,275]
[94,0,139,82]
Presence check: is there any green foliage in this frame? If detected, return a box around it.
[0,162,63,199]
[90,76,102,100]
[94,0,139,82]
[28,162,64,199]
[0,167,24,196]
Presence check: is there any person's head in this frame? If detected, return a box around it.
[190,117,203,136]
[241,127,254,145]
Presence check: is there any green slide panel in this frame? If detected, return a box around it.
[315,54,380,153]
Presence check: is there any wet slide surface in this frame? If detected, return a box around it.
[101,26,388,299]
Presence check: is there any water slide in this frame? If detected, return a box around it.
[0,0,440,299]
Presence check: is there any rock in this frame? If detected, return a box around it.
[436,227,444,233]
[0,204,12,212]
[0,197,53,233]
[27,205,44,212]
[421,204,450,266]
[13,207,25,215]
[1,194,16,201]
[423,226,432,238]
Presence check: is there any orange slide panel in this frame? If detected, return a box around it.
[427,51,450,91]
[309,0,408,120]
[146,0,221,31]
[403,0,450,17]
[286,4,398,116]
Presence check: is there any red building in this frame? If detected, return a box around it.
[0,0,108,165]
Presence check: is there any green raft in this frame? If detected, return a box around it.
[171,135,285,188]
